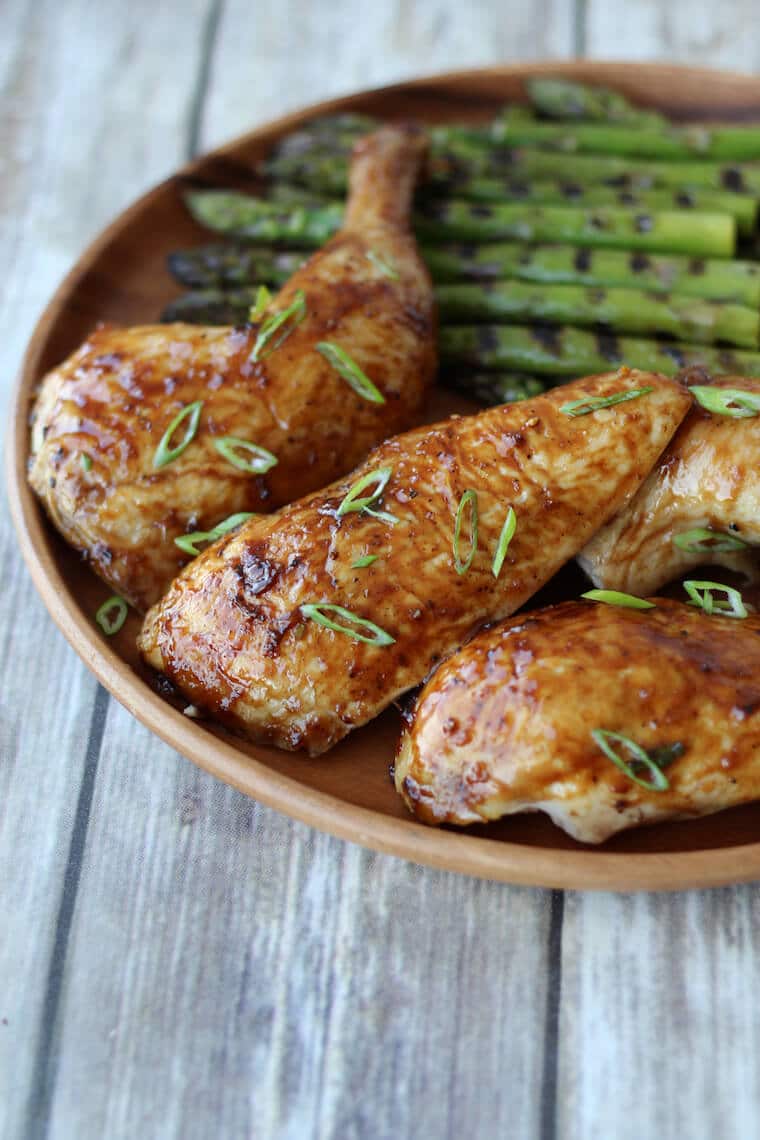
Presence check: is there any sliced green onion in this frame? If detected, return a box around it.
[300,602,395,646]
[251,289,306,361]
[175,511,255,557]
[248,284,272,321]
[153,401,203,468]
[591,728,674,792]
[581,589,655,610]
[689,385,760,419]
[453,489,479,576]
[95,595,128,636]
[364,507,400,526]
[560,387,653,417]
[213,436,278,474]
[337,467,392,517]
[683,579,748,619]
[352,554,379,568]
[366,249,399,280]
[492,506,516,579]
[673,526,748,554]
[80,453,93,472]
[316,342,385,404]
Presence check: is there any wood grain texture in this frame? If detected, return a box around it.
[586,0,760,71]
[558,889,760,1140]
[0,0,217,1136]
[6,1,760,1139]
[45,703,554,1139]
[202,0,576,146]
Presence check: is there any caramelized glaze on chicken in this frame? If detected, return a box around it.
[579,374,760,594]
[395,597,760,844]
[28,126,435,610]
[138,369,691,755]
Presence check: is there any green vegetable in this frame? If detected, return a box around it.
[300,602,395,646]
[581,589,655,610]
[683,580,748,619]
[492,507,517,578]
[560,386,653,417]
[249,284,272,319]
[366,249,399,279]
[95,596,128,636]
[213,436,278,474]
[352,554,379,568]
[591,729,675,792]
[153,401,204,468]
[251,289,306,360]
[672,527,749,554]
[453,489,479,576]
[337,467,393,517]
[175,512,255,557]
[316,341,385,403]
[689,385,760,417]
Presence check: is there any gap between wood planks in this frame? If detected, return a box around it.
[20,4,227,1137]
[20,0,579,1131]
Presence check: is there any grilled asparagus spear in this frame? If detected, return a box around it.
[440,323,760,377]
[163,281,759,348]
[169,239,760,306]
[187,190,736,257]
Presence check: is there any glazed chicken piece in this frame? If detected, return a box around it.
[579,373,760,594]
[139,368,691,755]
[395,597,760,844]
[28,125,435,611]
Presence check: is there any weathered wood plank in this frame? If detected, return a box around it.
[557,889,760,1139]
[585,0,760,70]
[202,0,576,146]
[4,5,580,1136]
[46,704,555,1140]
[0,0,216,1135]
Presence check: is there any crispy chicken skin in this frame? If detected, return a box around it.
[395,598,760,844]
[139,369,691,755]
[28,126,435,611]
[579,374,760,594]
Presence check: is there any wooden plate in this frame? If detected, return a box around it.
[9,61,760,891]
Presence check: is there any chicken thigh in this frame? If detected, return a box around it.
[29,125,435,611]
[395,597,760,844]
[579,373,760,594]
[139,368,691,754]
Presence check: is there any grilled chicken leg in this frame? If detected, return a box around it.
[29,126,435,611]
[139,369,691,755]
[579,374,760,594]
[395,597,760,844]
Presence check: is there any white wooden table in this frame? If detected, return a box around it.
[3,3,760,1137]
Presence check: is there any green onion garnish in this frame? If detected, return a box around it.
[153,401,203,469]
[689,385,760,419]
[673,527,748,554]
[683,579,748,619]
[80,454,93,472]
[352,554,379,568]
[337,467,393,517]
[251,289,306,361]
[492,507,516,579]
[95,595,128,636]
[300,602,395,646]
[175,512,255,557]
[560,387,653,417]
[453,489,479,575]
[581,589,655,610]
[316,342,385,404]
[366,249,399,280]
[213,436,278,474]
[248,284,272,321]
[591,729,676,792]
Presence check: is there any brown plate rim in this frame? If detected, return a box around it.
[8,59,760,892]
